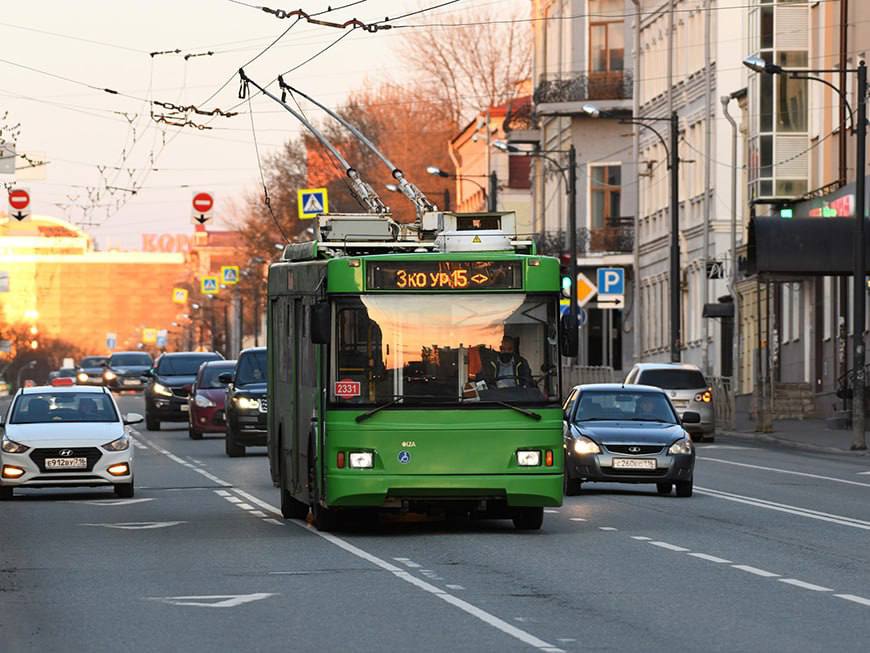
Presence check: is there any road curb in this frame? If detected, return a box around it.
[719,429,870,456]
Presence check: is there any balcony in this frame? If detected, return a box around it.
[581,216,634,254]
[534,70,632,106]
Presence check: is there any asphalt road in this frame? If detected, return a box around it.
[2,393,870,652]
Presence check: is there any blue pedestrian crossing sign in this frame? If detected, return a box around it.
[297,187,328,220]
[201,275,219,295]
[597,267,625,296]
[221,265,239,285]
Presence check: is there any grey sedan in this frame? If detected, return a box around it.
[563,384,697,497]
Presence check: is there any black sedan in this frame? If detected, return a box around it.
[220,347,267,457]
[563,384,697,497]
[143,351,223,431]
[103,351,153,391]
[75,355,109,386]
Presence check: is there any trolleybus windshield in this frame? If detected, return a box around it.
[331,294,559,405]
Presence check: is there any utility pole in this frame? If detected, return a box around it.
[568,144,579,362]
[488,171,498,212]
[670,110,681,362]
[852,61,867,450]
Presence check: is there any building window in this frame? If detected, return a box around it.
[589,165,621,229]
[508,154,531,189]
[589,0,624,73]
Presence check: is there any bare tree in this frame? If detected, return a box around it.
[398,7,532,126]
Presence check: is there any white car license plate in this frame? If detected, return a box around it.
[45,457,88,470]
[612,458,656,470]
[180,404,189,411]
[123,379,139,386]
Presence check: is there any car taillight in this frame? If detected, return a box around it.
[694,389,712,403]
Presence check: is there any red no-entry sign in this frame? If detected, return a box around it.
[191,191,214,225]
[8,188,31,221]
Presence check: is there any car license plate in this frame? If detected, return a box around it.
[123,379,139,386]
[180,404,189,411]
[45,457,88,470]
[612,458,656,470]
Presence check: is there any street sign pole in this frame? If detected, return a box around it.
[568,145,579,362]
[852,61,867,451]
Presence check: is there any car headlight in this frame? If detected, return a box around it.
[348,452,373,468]
[573,436,601,455]
[102,435,130,451]
[235,396,260,410]
[153,382,173,397]
[103,370,117,380]
[77,372,88,382]
[668,438,693,455]
[516,450,541,466]
[1,438,30,454]
[694,389,712,403]
[194,393,215,408]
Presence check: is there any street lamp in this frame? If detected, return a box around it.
[743,56,867,450]
[427,166,495,212]
[16,360,37,390]
[584,104,682,362]
[492,140,580,357]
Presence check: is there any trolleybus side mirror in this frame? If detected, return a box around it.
[560,314,578,358]
[311,302,331,345]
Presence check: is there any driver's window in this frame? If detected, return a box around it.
[563,389,579,419]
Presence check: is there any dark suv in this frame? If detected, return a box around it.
[144,351,223,431]
[103,351,153,391]
[221,347,267,457]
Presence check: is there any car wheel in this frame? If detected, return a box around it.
[656,482,673,495]
[188,427,203,440]
[279,440,309,520]
[0,486,13,500]
[675,480,693,497]
[225,432,245,457]
[705,433,716,443]
[114,481,134,498]
[145,414,160,431]
[564,473,583,496]
[512,507,544,531]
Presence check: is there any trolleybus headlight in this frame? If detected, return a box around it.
[349,452,373,469]
[235,397,260,410]
[516,450,541,466]
[572,436,600,455]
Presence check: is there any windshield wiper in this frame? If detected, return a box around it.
[354,394,447,423]
[481,400,542,421]
[626,418,675,424]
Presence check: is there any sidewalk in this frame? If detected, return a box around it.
[721,418,870,456]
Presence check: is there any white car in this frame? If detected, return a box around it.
[0,385,142,500]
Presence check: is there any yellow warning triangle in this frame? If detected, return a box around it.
[471,235,481,244]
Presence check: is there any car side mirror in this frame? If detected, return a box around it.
[218,372,234,385]
[681,411,701,424]
[311,301,331,345]
[124,412,144,425]
[559,313,578,358]
[141,369,153,378]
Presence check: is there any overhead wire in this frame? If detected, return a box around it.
[247,89,289,241]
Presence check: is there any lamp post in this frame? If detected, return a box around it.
[583,105,682,362]
[426,166,495,211]
[743,55,867,450]
[493,141,579,355]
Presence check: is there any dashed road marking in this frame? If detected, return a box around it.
[544,509,559,514]
[215,490,231,497]
[250,510,267,517]
[688,552,732,564]
[649,541,690,552]
[732,565,779,578]
[569,517,586,522]
[226,496,242,504]
[393,558,422,569]
[834,594,870,607]
[630,535,652,541]
[445,584,465,591]
[598,526,618,531]
[262,518,285,526]
[779,578,832,592]
[238,503,255,511]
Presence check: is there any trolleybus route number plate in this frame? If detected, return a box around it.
[334,380,361,398]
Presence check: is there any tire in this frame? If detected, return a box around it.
[656,482,673,495]
[188,427,203,440]
[114,481,134,498]
[564,474,583,496]
[0,486,13,500]
[512,507,544,531]
[279,439,309,520]
[705,433,716,443]
[312,501,340,531]
[145,414,160,431]
[675,480,693,497]
[225,431,245,457]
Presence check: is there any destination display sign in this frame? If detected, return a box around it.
[367,260,522,291]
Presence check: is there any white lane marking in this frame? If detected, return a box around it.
[226,486,566,653]
[834,594,870,607]
[262,518,285,526]
[147,593,276,608]
[688,553,732,564]
[699,457,870,489]
[82,521,185,530]
[858,471,870,476]
[630,535,652,541]
[702,445,758,450]
[130,438,148,450]
[250,510,267,517]
[544,509,559,514]
[225,496,242,504]
[75,498,154,506]
[569,517,586,522]
[778,578,832,592]
[696,486,870,531]
[237,503,255,511]
[598,526,618,531]
[393,558,422,569]
[214,490,231,497]
[445,584,465,591]
[732,565,779,578]
[649,541,690,552]
[136,436,231,487]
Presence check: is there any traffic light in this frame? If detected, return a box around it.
[559,253,571,298]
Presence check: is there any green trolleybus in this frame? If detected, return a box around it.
[266,211,571,531]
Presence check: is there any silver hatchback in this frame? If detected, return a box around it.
[624,363,715,441]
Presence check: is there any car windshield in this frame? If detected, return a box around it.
[639,369,707,390]
[236,351,266,386]
[10,392,119,424]
[575,391,678,424]
[199,362,236,389]
[110,353,152,367]
[80,357,108,368]
[157,354,220,376]
[332,294,559,405]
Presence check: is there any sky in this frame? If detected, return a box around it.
[1,0,524,249]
